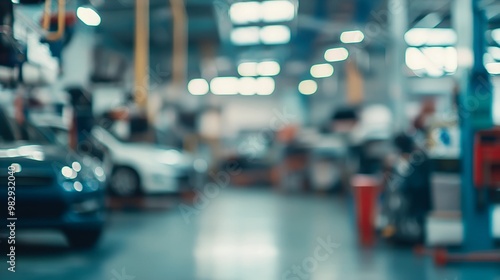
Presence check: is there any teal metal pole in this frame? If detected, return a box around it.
[455,0,494,251]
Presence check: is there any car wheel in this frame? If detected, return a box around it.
[64,229,102,249]
[110,167,141,197]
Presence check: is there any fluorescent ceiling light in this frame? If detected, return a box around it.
[405,47,426,70]
[231,25,292,46]
[229,1,295,25]
[210,77,239,95]
[261,1,295,23]
[188,79,209,95]
[299,80,317,95]
[257,61,280,76]
[324,47,349,62]
[310,63,334,78]
[405,47,457,77]
[492,29,500,45]
[238,62,258,76]
[231,27,260,45]
[229,2,261,25]
[442,47,458,72]
[485,53,495,65]
[489,47,500,60]
[77,6,101,27]
[238,77,257,95]
[256,77,275,95]
[404,28,457,47]
[260,25,291,45]
[340,30,364,44]
[486,62,500,75]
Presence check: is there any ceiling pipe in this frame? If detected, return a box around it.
[41,0,66,41]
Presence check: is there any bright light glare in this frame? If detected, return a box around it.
[211,77,239,95]
[405,28,457,46]
[486,62,500,75]
[406,47,426,70]
[160,150,182,165]
[340,30,364,44]
[72,162,82,172]
[95,167,104,177]
[229,2,261,25]
[188,79,209,95]
[492,29,500,44]
[405,47,457,77]
[261,1,295,22]
[74,181,83,192]
[257,61,281,76]
[298,80,317,95]
[310,63,334,78]
[77,6,101,27]
[238,62,258,77]
[488,47,500,60]
[256,77,275,95]
[231,25,291,46]
[493,205,500,236]
[260,25,291,45]
[62,166,77,180]
[229,1,295,24]
[231,27,260,45]
[238,77,258,95]
[324,47,349,62]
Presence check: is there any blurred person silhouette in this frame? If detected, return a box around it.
[381,133,432,244]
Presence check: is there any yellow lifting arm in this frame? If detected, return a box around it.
[41,0,66,41]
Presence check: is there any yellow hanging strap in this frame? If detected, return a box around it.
[41,0,66,41]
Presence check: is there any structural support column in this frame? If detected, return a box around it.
[169,0,188,96]
[134,0,149,109]
[388,0,408,132]
[453,0,494,251]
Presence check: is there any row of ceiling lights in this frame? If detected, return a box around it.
[229,0,295,46]
[188,45,350,97]
[188,0,294,96]
[484,30,500,75]
[297,30,363,95]
[188,77,275,96]
[404,28,458,77]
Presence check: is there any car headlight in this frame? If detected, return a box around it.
[60,162,101,192]
[61,165,78,180]
[61,178,100,193]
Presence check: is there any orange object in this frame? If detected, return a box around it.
[277,125,298,143]
[352,175,379,246]
[41,0,66,41]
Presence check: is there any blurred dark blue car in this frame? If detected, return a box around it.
[0,109,106,249]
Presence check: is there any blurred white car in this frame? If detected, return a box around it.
[91,126,206,196]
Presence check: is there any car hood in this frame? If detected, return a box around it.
[0,142,80,170]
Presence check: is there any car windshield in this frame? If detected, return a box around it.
[36,126,69,146]
[0,110,51,144]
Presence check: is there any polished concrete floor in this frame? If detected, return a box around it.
[1,188,499,280]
